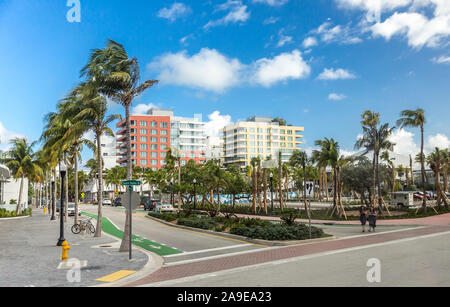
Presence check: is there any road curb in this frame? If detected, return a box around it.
[145,214,336,247]
[0,215,31,221]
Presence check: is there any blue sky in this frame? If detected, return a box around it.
[0,0,449,163]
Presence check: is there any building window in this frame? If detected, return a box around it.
[150,152,157,158]
[160,152,167,158]
[140,144,148,150]
[151,137,158,143]
[151,160,157,166]
[160,160,166,166]
[132,152,137,157]
[280,129,285,134]
[190,153,196,158]
[140,152,147,158]
[131,144,137,149]
[160,145,168,150]
[160,130,168,135]
[287,130,293,135]
[181,160,186,166]
[131,120,137,126]
[161,122,168,128]
[160,138,168,143]
[151,129,157,135]
[141,160,147,165]
[151,144,158,150]
[140,136,147,142]
[151,121,157,127]
[140,129,147,135]
[140,121,147,127]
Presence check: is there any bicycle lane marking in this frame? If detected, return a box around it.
[81,212,183,256]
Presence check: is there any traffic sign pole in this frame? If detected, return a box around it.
[129,185,132,260]
[121,180,141,261]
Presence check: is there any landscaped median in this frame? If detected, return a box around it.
[81,212,183,256]
[0,208,32,218]
[147,210,331,243]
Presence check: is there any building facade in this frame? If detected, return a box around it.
[116,108,206,170]
[221,116,304,168]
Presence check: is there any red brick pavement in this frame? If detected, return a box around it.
[124,225,450,286]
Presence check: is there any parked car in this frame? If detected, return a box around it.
[112,197,122,207]
[144,199,160,211]
[391,192,414,209]
[56,201,80,216]
[140,196,152,207]
[153,203,174,213]
[413,191,430,200]
[102,198,112,206]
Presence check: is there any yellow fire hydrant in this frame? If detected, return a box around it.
[44,207,47,214]
[61,241,71,261]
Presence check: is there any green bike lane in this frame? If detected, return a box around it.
[81,212,182,256]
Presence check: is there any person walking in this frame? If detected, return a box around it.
[368,206,377,232]
[359,206,368,232]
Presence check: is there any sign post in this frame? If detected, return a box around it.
[305,182,314,239]
[122,180,141,260]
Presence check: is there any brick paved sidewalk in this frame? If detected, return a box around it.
[124,225,450,286]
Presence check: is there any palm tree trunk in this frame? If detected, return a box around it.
[324,168,329,201]
[120,104,132,252]
[263,169,267,214]
[420,125,427,213]
[95,132,103,237]
[278,152,284,210]
[16,174,24,215]
[74,152,79,225]
[252,167,256,214]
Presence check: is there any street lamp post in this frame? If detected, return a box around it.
[57,165,67,246]
[193,178,197,211]
[51,180,56,221]
[270,172,274,216]
[170,180,174,207]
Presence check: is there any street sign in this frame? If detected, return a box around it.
[122,190,140,210]
[305,181,314,198]
[122,180,141,186]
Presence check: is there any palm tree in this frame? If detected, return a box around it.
[426,148,449,209]
[250,157,261,214]
[72,83,121,237]
[2,138,42,214]
[397,109,428,213]
[355,110,380,207]
[314,138,339,216]
[289,150,309,214]
[381,150,396,196]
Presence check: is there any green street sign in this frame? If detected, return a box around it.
[122,180,141,186]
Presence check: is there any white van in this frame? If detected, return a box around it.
[391,192,414,209]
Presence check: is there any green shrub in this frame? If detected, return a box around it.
[177,216,218,230]
[147,211,177,222]
[9,199,17,205]
[280,212,300,226]
[230,223,324,241]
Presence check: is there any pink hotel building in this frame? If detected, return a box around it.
[116,108,207,170]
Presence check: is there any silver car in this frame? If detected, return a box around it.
[56,201,80,216]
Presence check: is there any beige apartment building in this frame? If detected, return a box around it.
[221,116,304,168]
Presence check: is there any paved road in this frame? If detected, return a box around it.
[148,230,450,287]
[80,205,266,264]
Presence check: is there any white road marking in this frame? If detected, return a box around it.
[145,230,450,287]
[164,244,251,258]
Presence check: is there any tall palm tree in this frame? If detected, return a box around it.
[289,150,309,215]
[250,157,261,214]
[355,110,380,207]
[426,148,449,209]
[72,83,121,237]
[314,138,339,216]
[2,138,42,214]
[397,109,428,213]
[81,39,158,251]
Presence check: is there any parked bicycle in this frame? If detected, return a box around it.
[71,218,96,236]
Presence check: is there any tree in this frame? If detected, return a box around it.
[427,148,449,209]
[81,39,158,252]
[72,83,121,237]
[314,138,339,216]
[355,110,380,207]
[289,150,309,214]
[2,138,42,214]
[397,109,428,213]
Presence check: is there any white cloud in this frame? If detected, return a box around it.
[252,0,289,6]
[371,11,450,48]
[302,36,318,48]
[328,93,347,100]
[335,0,412,22]
[132,103,159,115]
[0,122,25,150]
[431,55,450,64]
[426,133,450,151]
[318,68,357,80]
[312,22,363,45]
[389,128,420,156]
[251,50,311,87]
[340,149,358,157]
[204,1,250,29]
[149,48,311,91]
[277,29,293,47]
[204,111,233,146]
[157,3,192,22]
[263,16,279,25]
[148,48,244,93]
